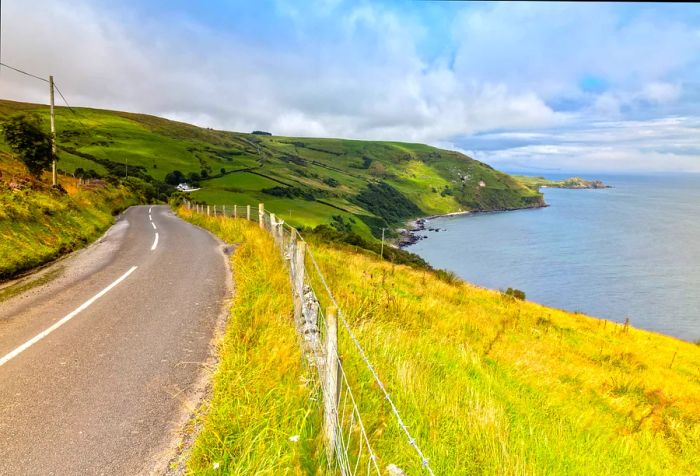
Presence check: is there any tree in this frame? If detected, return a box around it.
[2,114,53,178]
[187,171,201,186]
[164,170,185,185]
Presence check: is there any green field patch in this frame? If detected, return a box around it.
[204,171,280,192]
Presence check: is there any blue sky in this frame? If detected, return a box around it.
[1,0,699,172]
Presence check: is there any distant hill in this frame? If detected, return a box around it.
[0,99,543,239]
[516,175,610,190]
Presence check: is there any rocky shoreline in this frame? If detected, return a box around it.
[398,204,548,248]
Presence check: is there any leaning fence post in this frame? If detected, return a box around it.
[258,203,264,228]
[324,305,339,461]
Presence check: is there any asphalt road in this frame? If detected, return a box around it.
[0,205,230,475]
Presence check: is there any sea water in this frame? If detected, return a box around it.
[406,174,700,341]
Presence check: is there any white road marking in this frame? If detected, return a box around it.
[151,222,157,230]
[148,206,152,213]
[0,266,138,367]
[149,214,152,221]
[151,232,159,251]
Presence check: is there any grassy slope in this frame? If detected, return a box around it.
[178,209,323,474]
[310,244,700,475]
[182,210,700,475]
[0,99,542,240]
[0,153,135,280]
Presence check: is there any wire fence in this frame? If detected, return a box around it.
[186,200,434,476]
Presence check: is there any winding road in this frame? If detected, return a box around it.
[0,205,230,475]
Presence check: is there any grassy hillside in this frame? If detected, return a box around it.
[0,151,136,280]
[181,209,700,475]
[0,99,543,240]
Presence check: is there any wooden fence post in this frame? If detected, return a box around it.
[258,203,264,228]
[270,213,280,245]
[278,220,285,250]
[293,242,306,324]
[247,204,251,221]
[234,204,237,219]
[213,205,217,216]
[324,305,339,461]
[222,204,226,216]
[207,205,210,216]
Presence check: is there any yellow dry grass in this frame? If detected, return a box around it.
[180,208,700,475]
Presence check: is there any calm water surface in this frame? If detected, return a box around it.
[407,175,700,341]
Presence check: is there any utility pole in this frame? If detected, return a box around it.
[49,75,57,186]
[380,228,386,259]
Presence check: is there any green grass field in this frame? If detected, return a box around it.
[0,99,543,240]
[182,210,700,476]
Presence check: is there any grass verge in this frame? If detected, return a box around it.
[0,183,135,280]
[178,208,322,475]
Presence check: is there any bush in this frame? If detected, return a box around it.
[323,177,339,187]
[435,269,461,285]
[504,287,526,300]
[262,186,316,201]
[122,176,158,202]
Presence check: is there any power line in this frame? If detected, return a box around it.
[1,61,90,149]
[53,82,78,115]
[0,61,49,83]
[0,61,81,116]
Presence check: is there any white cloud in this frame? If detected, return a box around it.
[640,82,682,104]
[469,117,700,172]
[0,0,698,172]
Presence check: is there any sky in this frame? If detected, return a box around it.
[1,0,699,173]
